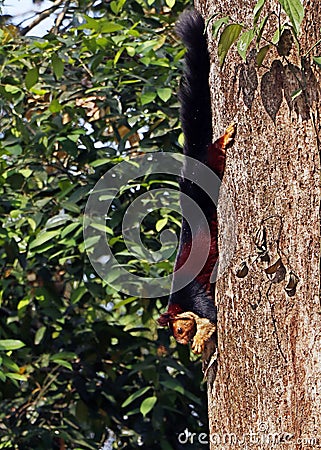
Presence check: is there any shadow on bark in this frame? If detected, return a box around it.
[238,56,320,122]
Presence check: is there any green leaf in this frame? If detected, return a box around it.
[256,45,270,66]
[165,0,175,8]
[89,223,113,235]
[27,217,37,232]
[110,0,126,14]
[25,67,39,89]
[82,235,101,251]
[140,91,156,105]
[49,99,62,113]
[140,396,157,417]
[2,355,20,372]
[60,201,80,213]
[0,339,25,351]
[4,84,21,94]
[101,21,124,33]
[114,47,124,65]
[126,46,136,56]
[61,222,80,238]
[271,26,284,44]
[6,372,28,381]
[50,359,73,370]
[257,15,270,45]
[70,286,87,304]
[253,0,266,25]
[46,213,72,229]
[6,144,22,156]
[313,56,321,67]
[157,88,172,102]
[291,88,302,99]
[212,16,230,39]
[29,230,59,250]
[156,217,168,232]
[178,132,184,147]
[51,54,64,80]
[204,13,219,34]
[49,353,76,370]
[237,29,255,61]
[160,379,184,394]
[218,24,243,67]
[77,15,101,31]
[18,298,30,311]
[50,352,76,360]
[34,326,46,345]
[19,168,33,178]
[122,386,151,408]
[278,0,304,36]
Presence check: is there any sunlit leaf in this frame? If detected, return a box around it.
[101,21,124,33]
[218,24,243,66]
[140,396,157,417]
[291,88,302,99]
[0,340,25,351]
[140,91,157,105]
[6,373,28,381]
[34,326,47,345]
[157,87,172,102]
[256,45,270,66]
[49,99,62,113]
[212,16,230,39]
[165,0,175,8]
[253,0,266,25]
[70,286,87,304]
[29,230,59,250]
[257,14,270,44]
[52,54,64,80]
[156,217,168,231]
[5,144,23,155]
[278,0,304,35]
[122,386,152,408]
[2,355,20,372]
[313,56,321,67]
[237,29,255,61]
[4,84,21,94]
[25,67,39,89]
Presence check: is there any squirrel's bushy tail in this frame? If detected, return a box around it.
[175,9,212,162]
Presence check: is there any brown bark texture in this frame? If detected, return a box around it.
[196,0,321,448]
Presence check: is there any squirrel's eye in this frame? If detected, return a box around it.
[177,327,183,334]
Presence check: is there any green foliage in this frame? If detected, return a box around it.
[278,0,304,35]
[211,0,307,67]
[218,24,242,66]
[0,1,208,449]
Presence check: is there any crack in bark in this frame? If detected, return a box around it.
[267,289,288,363]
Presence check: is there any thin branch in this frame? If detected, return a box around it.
[51,0,71,34]
[304,37,321,58]
[20,0,65,36]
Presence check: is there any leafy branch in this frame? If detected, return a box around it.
[211,0,309,67]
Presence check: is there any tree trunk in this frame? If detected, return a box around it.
[198,0,321,447]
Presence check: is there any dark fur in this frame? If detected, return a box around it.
[158,9,218,327]
[176,9,212,163]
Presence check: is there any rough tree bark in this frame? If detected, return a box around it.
[197,0,321,448]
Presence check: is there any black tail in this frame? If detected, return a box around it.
[175,9,211,162]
